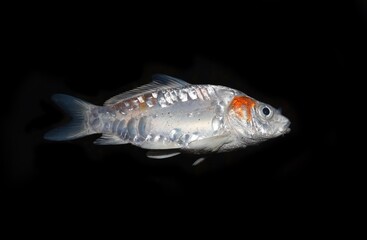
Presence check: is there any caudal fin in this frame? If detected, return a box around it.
[44,94,96,141]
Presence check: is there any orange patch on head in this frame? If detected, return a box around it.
[230,96,256,121]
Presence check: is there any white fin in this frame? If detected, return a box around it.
[188,134,231,152]
[151,74,190,86]
[192,157,206,166]
[94,134,127,145]
[104,74,191,106]
[44,94,96,141]
[146,150,181,159]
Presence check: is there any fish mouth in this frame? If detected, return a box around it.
[281,121,291,134]
[283,127,291,134]
[275,121,291,137]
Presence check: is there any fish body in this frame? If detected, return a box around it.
[45,74,290,158]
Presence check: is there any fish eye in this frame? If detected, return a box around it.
[258,105,273,119]
[262,107,270,116]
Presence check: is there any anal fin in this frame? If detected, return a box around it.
[94,134,128,145]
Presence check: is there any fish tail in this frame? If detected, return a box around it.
[44,94,96,141]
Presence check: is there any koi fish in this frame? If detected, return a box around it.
[45,74,290,160]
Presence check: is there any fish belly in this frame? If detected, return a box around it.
[141,100,220,149]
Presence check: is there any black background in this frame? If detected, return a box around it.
[2,0,366,223]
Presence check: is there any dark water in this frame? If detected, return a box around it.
[2,1,365,221]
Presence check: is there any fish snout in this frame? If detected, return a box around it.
[279,119,291,135]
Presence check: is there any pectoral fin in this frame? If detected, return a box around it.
[192,157,206,166]
[187,134,231,153]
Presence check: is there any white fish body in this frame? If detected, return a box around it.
[45,74,290,159]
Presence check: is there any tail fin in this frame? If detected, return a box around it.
[44,94,96,141]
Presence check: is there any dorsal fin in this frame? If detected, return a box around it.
[104,74,191,106]
[151,74,190,86]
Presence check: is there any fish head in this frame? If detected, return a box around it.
[228,95,290,144]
